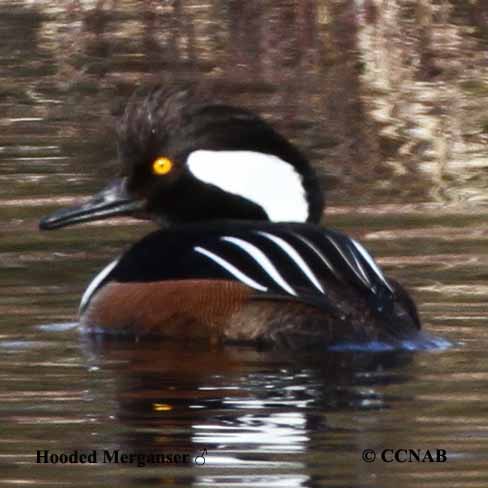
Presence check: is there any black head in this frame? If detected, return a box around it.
[39,84,324,230]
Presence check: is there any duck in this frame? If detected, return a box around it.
[39,84,421,349]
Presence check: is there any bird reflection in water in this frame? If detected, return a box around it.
[80,337,414,487]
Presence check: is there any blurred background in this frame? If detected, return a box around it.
[1,1,488,487]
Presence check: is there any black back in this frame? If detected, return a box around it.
[88,221,404,325]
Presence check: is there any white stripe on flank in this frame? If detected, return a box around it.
[294,234,340,279]
[257,231,325,294]
[221,236,297,296]
[80,258,119,311]
[194,246,268,292]
[351,239,394,292]
[349,245,371,285]
[323,235,370,288]
[187,150,309,222]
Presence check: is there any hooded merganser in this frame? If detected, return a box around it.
[39,84,420,348]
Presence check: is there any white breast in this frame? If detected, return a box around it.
[187,150,309,222]
[80,258,119,312]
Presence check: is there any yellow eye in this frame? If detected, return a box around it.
[152,157,173,175]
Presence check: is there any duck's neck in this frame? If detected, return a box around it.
[148,178,270,225]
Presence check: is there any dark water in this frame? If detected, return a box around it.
[2,1,488,486]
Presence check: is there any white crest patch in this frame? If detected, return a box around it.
[187,150,309,222]
[80,258,119,312]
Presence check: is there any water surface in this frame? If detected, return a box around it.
[1,1,488,487]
